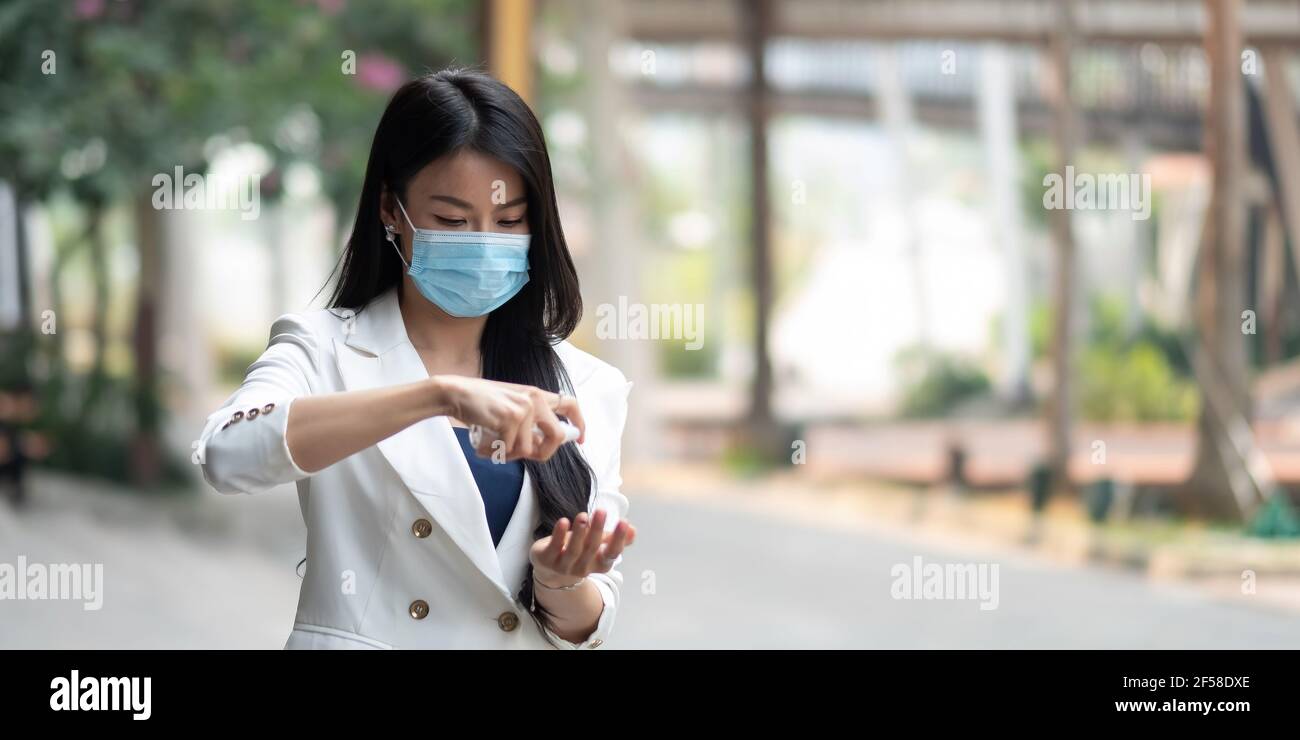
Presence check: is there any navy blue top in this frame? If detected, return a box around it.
[452,426,524,548]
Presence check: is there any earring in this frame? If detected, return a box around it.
[383,223,397,243]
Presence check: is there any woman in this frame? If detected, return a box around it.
[196,68,635,649]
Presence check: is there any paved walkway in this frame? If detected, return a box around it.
[612,490,1300,648]
[2,470,1297,649]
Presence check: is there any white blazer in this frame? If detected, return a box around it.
[195,287,632,649]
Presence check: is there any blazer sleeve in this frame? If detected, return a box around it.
[195,313,318,495]
[543,369,633,650]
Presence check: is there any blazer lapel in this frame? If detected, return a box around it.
[495,471,538,594]
[332,289,510,600]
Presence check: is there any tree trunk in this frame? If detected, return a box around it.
[131,193,164,487]
[1184,0,1254,521]
[80,203,110,420]
[742,0,781,459]
[1045,0,1079,495]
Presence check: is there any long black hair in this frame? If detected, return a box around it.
[325,67,594,643]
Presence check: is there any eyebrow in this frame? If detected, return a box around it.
[429,194,528,210]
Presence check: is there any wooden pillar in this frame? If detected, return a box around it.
[743,0,776,445]
[1185,0,1255,519]
[1045,0,1079,494]
[1260,47,1300,299]
[484,0,535,105]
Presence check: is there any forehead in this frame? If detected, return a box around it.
[406,149,525,203]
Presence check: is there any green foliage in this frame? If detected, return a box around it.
[0,0,476,489]
[895,346,992,418]
[215,344,264,388]
[1027,300,1053,361]
[40,410,191,491]
[1247,491,1300,539]
[1078,342,1198,421]
[0,332,189,489]
[1025,295,1198,421]
[0,330,36,388]
[658,340,715,378]
[1020,138,1055,231]
[0,0,477,210]
[1078,296,1198,422]
[720,443,773,478]
[649,251,717,378]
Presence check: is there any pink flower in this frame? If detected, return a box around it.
[356,54,405,92]
[74,0,105,20]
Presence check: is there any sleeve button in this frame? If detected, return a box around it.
[262,402,276,414]
[248,407,260,420]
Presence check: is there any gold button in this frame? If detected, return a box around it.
[248,407,260,420]
[231,410,244,422]
[497,611,519,632]
[411,518,432,538]
[262,402,276,414]
[409,600,429,620]
[588,639,603,649]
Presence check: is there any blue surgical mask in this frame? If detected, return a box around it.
[390,198,531,318]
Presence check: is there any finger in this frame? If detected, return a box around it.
[576,509,611,573]
[595,520,631,572]
[574,507,603,572]
[551,393,586,445]
[495,402,520,460]
[533,419,565,461]
[477,432,503,460]
[589,542,616,573]
[542,518,569,565]
[471,424,499,458]
[557,511,591,571]
[597,520,631,567]
[529,394,566,461]
[504,395,534,460]
[481,436,504,461]
[471,426,489,456]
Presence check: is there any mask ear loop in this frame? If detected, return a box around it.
[386,198,414,269]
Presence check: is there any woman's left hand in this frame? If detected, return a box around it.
[530,509,636,587]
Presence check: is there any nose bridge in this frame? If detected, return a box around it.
[470,213,496,233]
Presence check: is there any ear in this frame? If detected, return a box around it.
[379,186,401,235]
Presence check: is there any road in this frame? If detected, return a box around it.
[1,472,1296,649]
[612,493,1300,648]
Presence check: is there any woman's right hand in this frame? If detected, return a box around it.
[432,375,586,463]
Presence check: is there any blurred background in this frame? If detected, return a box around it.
[2,0,1300,648]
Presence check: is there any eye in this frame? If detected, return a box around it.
[435,216,467,227]
[497,218,524,228]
